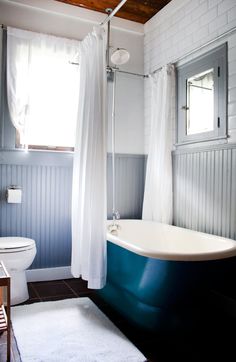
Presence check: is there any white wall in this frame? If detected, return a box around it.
[144,0,236,153]
[107,73,144,154]
[0,0,145,154]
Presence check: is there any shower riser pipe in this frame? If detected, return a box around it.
[111,69,117,222]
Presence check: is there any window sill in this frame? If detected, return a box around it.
[175,135,228,148]
[5,147,74,155]
[172,138,236,156]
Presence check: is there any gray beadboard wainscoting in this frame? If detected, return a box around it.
[107,153,145,219]
[173,144,236,241]
[2,142,236,271]
[0,150,145,269]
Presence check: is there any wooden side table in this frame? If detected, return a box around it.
[0,261,11,362]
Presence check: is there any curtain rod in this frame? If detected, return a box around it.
[71,62,145,78]
[1,0,128,29]
[100,0,128,26]
[107,66,145,78]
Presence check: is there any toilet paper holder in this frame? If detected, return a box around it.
[6,185,22,204]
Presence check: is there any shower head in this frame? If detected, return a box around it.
[111,48,130,65]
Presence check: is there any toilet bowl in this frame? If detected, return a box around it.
[0,237,36,305]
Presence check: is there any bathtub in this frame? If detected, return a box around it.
[98,220,236,331]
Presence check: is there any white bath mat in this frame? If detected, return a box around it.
[11,297,146,362]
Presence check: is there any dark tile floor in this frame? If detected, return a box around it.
[0,279,236,362]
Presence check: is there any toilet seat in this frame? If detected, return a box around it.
[0,237,36,253]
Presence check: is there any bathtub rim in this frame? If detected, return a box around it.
[106,219,236,262]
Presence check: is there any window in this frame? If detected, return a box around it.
[16,55,79,151]
[7,27,80,151]
[177,44,227,145]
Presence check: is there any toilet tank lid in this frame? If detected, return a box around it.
[0,237,35,250]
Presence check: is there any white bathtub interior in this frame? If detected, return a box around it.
[107,220,236,261]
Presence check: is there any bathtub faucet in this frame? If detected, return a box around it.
[108,210,121,234]
[112,210,120,221]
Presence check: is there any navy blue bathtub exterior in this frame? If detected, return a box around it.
[98,241,235,331]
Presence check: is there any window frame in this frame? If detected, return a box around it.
[177,43,227,146]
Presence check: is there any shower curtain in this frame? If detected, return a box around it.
[142,64,176,224]
[71,27,107,289]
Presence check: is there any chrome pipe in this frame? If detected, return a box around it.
[100,0,128,26]
[111,69,118,222]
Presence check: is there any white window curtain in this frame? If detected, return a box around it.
[71,27,107,289]
[7,27,80,147]
[142,64,176,224]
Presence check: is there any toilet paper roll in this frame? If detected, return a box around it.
[7,188,22,203]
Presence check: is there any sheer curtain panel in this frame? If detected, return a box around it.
[71,27,107,289]
[7,27,79,147]
[142,65,176,224]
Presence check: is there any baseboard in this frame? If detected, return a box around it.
[26,266,73,282]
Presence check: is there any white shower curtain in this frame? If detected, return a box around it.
[142,64,176,224]
[71,27,107,289]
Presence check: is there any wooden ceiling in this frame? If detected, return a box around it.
[55,0,172,24]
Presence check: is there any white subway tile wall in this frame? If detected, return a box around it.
[144,0,236,152]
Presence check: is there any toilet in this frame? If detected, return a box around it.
[0,237,36,305]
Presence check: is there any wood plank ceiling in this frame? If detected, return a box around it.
[55,0,172,24]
